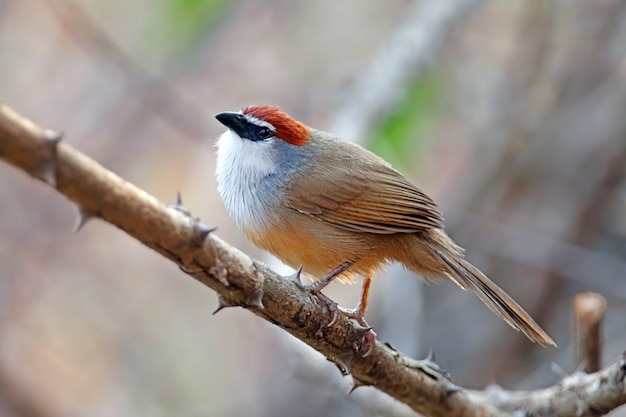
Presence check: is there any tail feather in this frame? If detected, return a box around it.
[431,246,556,347]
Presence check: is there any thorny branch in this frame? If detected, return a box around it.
[0,102,625,417]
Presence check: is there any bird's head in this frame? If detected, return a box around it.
[215,105,309,147]
[214,105,313,198]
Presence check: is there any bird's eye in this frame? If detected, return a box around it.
[257,127,272,139]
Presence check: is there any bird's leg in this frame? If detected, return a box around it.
[305,261,355,294]
[300,262,376,355]
[353,274,372,319]
[341,275,377,356]
[300,261,354,328]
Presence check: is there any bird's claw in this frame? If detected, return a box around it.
[341,307,377,357]
[325,299,339,327]
[294,263,375,356]
[304,289,339,328]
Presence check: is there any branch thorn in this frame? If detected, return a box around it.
[194,223,216,243]
[348,377,372,394]
[169,192,192,217]
[43,129,64,147]
[445,383,463,396]
[287,265,303,284]
[425,348,437,364]
[329,351,354,376]
[245,287,265,310]
[212,295,237,315]
[37,129,63,186]
[74,205,98,232]
[383,341,397,351]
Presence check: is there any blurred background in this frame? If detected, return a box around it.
[1,0,626,416]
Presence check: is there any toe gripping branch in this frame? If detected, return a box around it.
[290,262,378,366]
[289,265,340,328]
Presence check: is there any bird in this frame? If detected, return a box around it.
[214,104,555,354]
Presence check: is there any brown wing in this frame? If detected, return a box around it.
[286,156,444,234]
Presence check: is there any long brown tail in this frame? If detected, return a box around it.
[428,236,556,347]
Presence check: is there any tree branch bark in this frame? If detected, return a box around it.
[1,101,625,417]
[574,292,607,374]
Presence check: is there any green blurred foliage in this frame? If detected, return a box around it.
[368,73,444,171]
[145,0,229,61]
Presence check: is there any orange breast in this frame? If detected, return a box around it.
[244,214,388,283]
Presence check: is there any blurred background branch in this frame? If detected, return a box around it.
[1,0,626,415]
[46,0,213,139]
[329,0,483,142]
[575,292,607,374]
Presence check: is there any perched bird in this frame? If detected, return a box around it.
[215,105,555,353]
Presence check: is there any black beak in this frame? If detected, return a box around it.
[215,112,248,139]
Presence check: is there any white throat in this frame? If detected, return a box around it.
[215,130,278,231]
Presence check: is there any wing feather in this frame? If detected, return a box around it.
[286,149,443,234]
